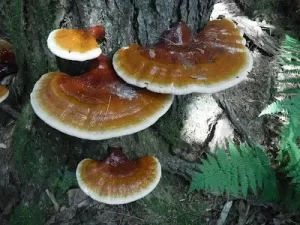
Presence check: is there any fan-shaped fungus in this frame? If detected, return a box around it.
[76,147,161,204]
[113,18,253,94]
[30,55,173,140]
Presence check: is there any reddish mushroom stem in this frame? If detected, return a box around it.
[103,147,138,175]
[104,147,129,165]
[157,21,192,46]
[88,25,106,41]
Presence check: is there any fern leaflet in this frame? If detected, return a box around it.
[260,34,300,207]
[189,143,278,200]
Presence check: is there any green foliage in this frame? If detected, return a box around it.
[260,34,300,208]
[190,35,300,201]
[10,205,44,225]
[54,171,77,202]
[189,143,278,200]
[259,93,300,117]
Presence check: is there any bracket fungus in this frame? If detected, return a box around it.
[113,18,253,94]
[47,26,103,61]
[30,55,173,140]
[47,26,105,75]
[0,85,9,103]
[76,147,161,204]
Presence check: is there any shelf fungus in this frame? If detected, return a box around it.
[47,26,105,75]
[30,55,173,140]
[113,18,253,94]
[76,147,161,204]
[0,85,9,103]
[47,26,103,61]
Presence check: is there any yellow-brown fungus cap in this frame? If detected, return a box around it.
[30,55,173,140]
[47,28,102,61]
[113,18,253,94]
[76,147,161,204]
[0,85,9,103]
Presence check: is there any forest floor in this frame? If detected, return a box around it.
[1,0,299,225]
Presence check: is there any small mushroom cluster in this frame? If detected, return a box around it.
[31,25,173,140]
[0,40,18,103]
[30,18,253,204]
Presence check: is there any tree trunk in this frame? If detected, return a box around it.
[2,0,220,224]
[3,0,215,95]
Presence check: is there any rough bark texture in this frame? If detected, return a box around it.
[2,0,214,96]
[0,0,280,223]
[2,0,221,224]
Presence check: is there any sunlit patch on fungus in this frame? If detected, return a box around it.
[30,55,173,140]
[113,18,253,94]
[76,147,161,205]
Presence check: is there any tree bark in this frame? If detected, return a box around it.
[2,0,217,224]
[3,0,215,95]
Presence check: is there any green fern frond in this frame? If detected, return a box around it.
[260,34,300,207]
[261,90,300,116]
[278,88,300,94]
[189,143,278,200]
[280,61,300,66]
[278,77,300,83]
[282,35,300,49]
[281,69,300,75]
[259,95,300,116]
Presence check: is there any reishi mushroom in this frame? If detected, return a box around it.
[0,85,9,103]
[76,147,161,204]
[30,55,173,140]
[47,25,105,75]
[113,18,253,95]
[47,26,103,61]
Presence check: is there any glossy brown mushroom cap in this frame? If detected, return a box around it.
[113,18,253,94]
[47,28,102,61]
[0,85,9,103]
[76,147,161,204]
[30,55,173,140]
